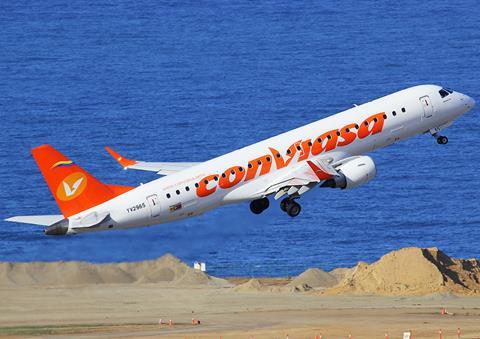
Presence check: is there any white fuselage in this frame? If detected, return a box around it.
[67,85,474,234]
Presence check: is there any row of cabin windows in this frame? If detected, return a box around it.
[165,168,243,199]
[392,107,406,116]
[165,107,407,199]
[166,186,189,199]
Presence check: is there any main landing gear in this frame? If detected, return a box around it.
[250,197,302,218]
[250,197,269,214]
[280,198,301,217]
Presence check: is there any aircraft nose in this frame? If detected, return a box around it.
[461,94,475,111]
[464,95,475,110]
[467,95,476,109]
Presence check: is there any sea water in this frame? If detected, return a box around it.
[0,1,479,276]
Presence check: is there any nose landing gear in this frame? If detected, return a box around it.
[430,129,448,145]
[436,135,448,145]
[280,198,301,217]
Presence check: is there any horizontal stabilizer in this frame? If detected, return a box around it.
[5,215,63,226]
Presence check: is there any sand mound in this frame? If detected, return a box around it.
[0,254,228,287]
[325,247,480,296]
[287,268,337,289]
[232,278,265,292]
[329,267,355,282]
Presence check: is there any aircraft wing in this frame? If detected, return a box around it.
[105,147,200,175]
[259,158,339,200]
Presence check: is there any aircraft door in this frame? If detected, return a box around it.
[146,194,161,218]
[420,95,434,118]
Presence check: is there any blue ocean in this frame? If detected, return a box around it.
[1,1,479,277]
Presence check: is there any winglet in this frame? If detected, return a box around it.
[105,146,138,169]
[307,160,334,181]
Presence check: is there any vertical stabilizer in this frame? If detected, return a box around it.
[31,144,133,217]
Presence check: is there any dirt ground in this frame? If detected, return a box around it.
[1,283,480,338]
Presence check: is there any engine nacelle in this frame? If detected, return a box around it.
[321,156,376,190]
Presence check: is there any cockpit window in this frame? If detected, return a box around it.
[439,88,450,98]
[445,88,453,94]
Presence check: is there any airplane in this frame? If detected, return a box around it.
[5,85,475,235]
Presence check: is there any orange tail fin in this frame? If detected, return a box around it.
[32,144,134,218]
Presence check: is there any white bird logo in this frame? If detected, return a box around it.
[63,177,84,197]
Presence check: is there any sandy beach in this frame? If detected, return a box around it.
[1,248,480,338]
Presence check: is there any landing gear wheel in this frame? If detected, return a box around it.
[250,198,269,214]
[436,136,448,145]
[280,198,290,212]
[286,201,301,217]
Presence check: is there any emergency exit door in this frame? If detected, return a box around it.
[146,194,161,218]
[420,95,434,118]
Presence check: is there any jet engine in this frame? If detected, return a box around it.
[320,156,376,190]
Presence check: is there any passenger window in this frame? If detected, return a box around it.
[401,107,406,112]
[176,190,180,195]
[166,193,171,199]
[392,111,396,116]
[185,186,190,192]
